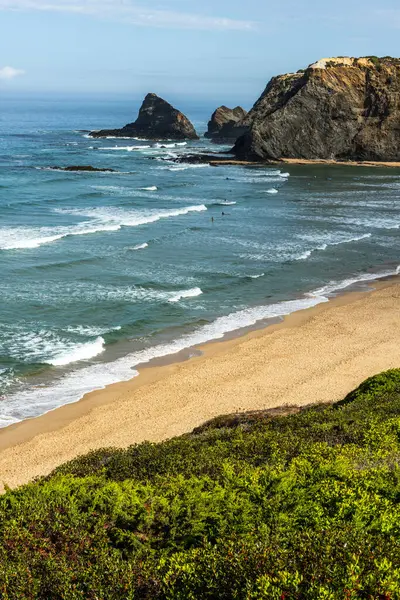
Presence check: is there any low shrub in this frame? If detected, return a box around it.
[2,369,400,598]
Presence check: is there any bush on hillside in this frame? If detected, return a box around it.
[1,369,400,598]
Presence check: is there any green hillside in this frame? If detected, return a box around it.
[2,370,400,599]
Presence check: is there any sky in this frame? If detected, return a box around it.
[0,0,399,106]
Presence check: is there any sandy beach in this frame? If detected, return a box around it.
[0,280,399,491]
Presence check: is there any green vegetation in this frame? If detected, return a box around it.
[2,369,400,598]
[365,56,383,72]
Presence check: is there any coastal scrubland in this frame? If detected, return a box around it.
[2,369,400,598]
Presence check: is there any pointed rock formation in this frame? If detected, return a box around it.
[205,106,249,142]
[233,56,400,162]
[90,93,199,140]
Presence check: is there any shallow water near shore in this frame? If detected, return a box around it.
[0,96,399,427]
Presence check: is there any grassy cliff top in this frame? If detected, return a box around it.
[2,369,400,598]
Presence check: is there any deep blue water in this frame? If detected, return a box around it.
[0,96,399,427]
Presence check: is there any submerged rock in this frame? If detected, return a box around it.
[50,165,115,172]
[233,56,400,162]
[205,106,249,142]
[90,93,199,140]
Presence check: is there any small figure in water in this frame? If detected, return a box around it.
[222,212,225,216]
[211,216,214,223]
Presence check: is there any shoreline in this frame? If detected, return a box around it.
[202,157,400,168]
[279,158,400,168]
[0,277,400,490]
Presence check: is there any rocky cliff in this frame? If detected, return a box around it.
[233,57,400,162]
[90,93,199,140]
[205,105,248,141]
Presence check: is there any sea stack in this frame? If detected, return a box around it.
[205,105,249,142]
[233,56,400,162]
[90,93,199,140]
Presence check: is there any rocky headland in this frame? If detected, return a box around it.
[90,93,199,140]
[233,56,400,162]
[205,105,249,142]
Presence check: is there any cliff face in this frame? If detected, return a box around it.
[234,57,400,162]
[205,105,248,141]
[91,93,199,140]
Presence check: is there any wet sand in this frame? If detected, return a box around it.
[0,280,399,491]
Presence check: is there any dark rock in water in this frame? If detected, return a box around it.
[174,153,227,165]
[233,56,400,162]
[205,106,249,142]
[90,93,199,140]
[51,166,116,172]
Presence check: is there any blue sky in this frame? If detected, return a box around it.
[0,0,399,106]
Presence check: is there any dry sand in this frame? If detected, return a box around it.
[0,281,399,491]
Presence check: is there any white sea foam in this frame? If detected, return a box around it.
[295,233,372,261]
[1,325,110,367]
[168,287,203,303]
[168,163,210,171]
[132,243,149,250]
[154,142,187,149]
[233,176,285,184]
[311,215,400,230]
[65,325,122,336]
[249,273,265,279]
[49,337,105,366]
[98,145,152,151]
[0,205,207,251]
[215,201,237,206]
[0,224,121,250]
[56,204,208,227]
[279,172,290,178]
[140,186,158,191]
[308,266,400,297]
[266,188,278,194]
[295,250,313,261]
[0,231,65,249]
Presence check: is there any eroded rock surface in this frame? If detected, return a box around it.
[91,94,199,140]
[205,106,248,142]
[233,57,400,162]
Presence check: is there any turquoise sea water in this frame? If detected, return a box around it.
[0,96,399,427]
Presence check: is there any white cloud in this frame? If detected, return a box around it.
[0,0,255,30]
[0,66,25,80]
